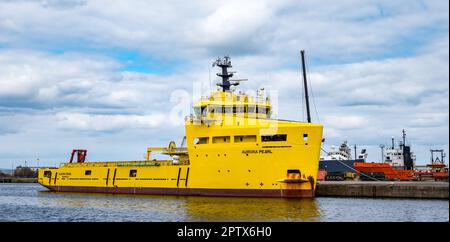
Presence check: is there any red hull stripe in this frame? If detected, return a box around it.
[43,185,314,198]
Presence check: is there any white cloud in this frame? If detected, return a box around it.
[55,112,168,131]
[0,50,199,110]
[324,115,369,129]
[1,0,447,60]
[0,50,119,98]
[0,0,448,166]
[192,1,275,53]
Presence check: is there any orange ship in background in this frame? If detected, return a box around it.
[354,163,415,181]
[354,130,449,181]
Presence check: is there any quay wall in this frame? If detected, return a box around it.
[316,181,449,199]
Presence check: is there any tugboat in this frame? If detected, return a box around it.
[38,52,324,197]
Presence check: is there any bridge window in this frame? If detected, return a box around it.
[85,170,92,176]
[261,134,287,142]
[232,106,245,114]
[208,105,217,114]
[257,106,266,114]
[234,135,257,142]
[201,106,207,115]
[213,136,230,143]
[194,106,207,117]
[194,137,209,144]
[208,105,221,115]
[194,107,201,117]
[248,105,256,113]
[129,170,137,177]
[224,106,232,114]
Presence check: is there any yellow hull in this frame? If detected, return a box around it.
[38,120,323,198]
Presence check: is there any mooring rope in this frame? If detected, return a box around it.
[320,147,382,181]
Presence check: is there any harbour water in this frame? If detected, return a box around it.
[0,183,448,222]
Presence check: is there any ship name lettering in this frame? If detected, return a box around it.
[258,149,272,154]
[242,150,272,154]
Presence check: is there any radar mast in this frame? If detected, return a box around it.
[213,56,245,92]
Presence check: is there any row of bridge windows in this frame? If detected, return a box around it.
[194,105,271,117]
[194,134,309,145]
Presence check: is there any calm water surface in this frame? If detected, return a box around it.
[0,183,448,222]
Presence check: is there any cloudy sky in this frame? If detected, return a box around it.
[0,0,448,168]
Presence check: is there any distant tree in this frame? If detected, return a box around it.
[13,166,37,178]
[0,171,12,178]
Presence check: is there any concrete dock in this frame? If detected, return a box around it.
[316,181,449,199]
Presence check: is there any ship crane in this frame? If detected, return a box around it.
[416,149,449,181]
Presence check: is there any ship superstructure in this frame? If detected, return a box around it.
[319,141,367,180]
[38,54,324,198]
[354,130,417,181]
[383,130,416,169]
[322,141,351,160]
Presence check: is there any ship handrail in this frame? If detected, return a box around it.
[185,115,314,127]
[117,163,161,167]
[162,148,188,154]
[62,160,175,167]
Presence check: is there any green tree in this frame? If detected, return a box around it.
[14,166,37,178]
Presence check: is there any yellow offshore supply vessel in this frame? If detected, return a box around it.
[38,52,324,198]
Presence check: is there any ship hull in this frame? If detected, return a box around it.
[43,185,314,198]
[354,162,415,181]
[38,120,323,199]
[319,159,364,173]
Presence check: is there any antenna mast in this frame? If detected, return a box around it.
[301,50,311,123]
[213,56,234,91]
[379,144,385,162]
[402,129,406,147]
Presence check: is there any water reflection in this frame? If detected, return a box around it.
[37,189,321,221]
[0,184,444,222]
[182,196,321,222]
